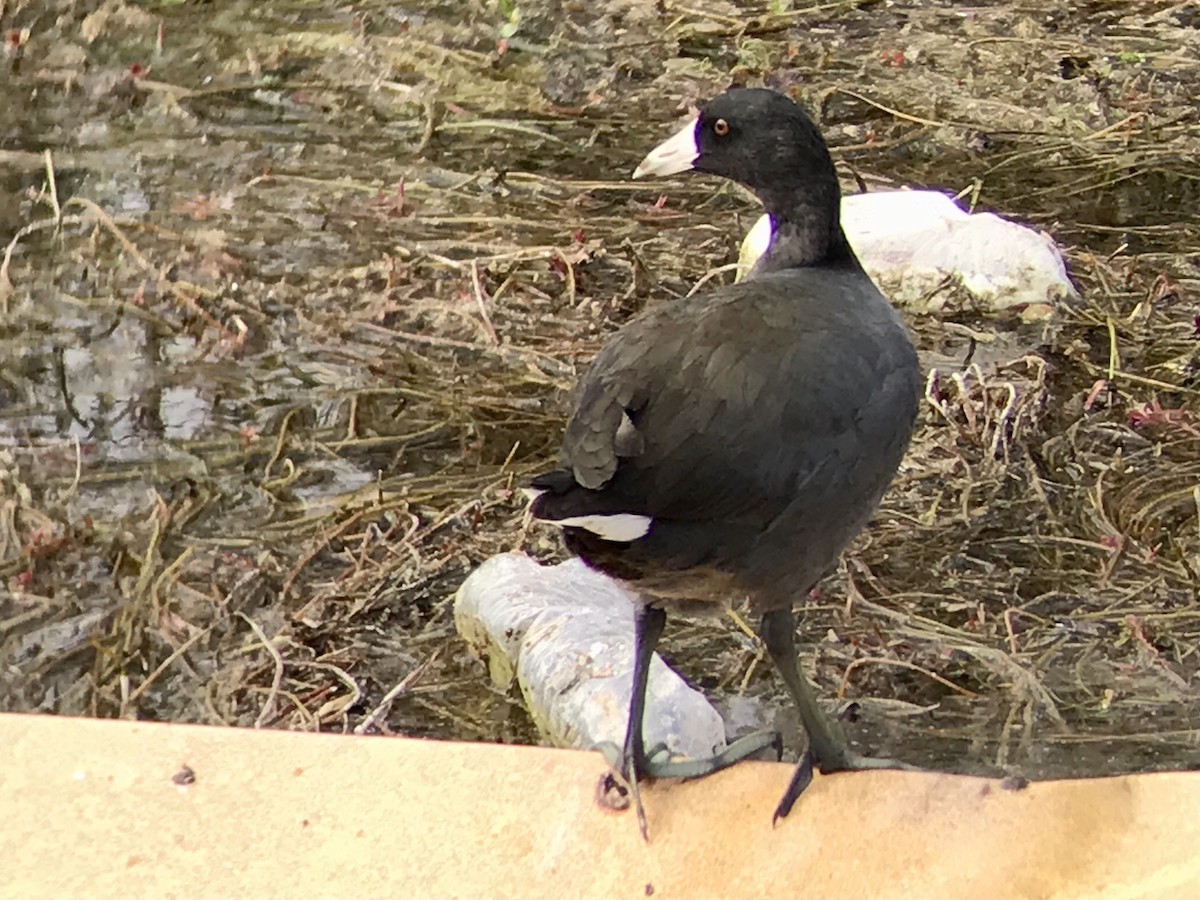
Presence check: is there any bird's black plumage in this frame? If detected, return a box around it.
[528,87,922,834]
[532,265,916,606]
[532,89,918,608]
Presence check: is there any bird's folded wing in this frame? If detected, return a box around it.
[551,276,902,526]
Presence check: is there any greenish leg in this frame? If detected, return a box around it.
[759,607,917,823]
[599,603,783,839]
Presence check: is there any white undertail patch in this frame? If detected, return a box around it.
[550,513,653,542]
[524,488,652,541]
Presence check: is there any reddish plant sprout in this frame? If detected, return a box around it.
[1083,378,1110,411]
[1128,397,1200,437]
[369,179,408,217]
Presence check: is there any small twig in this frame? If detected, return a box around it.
[132,497,166,604]
[725,608,759,643]
[52,345,90,430]
[63,196,232,338]
[239,612,286,729]
[988,382,1020,460]
[833,88,948,128]
[359,320,503,352]
[63,437,82,501]
[1003,608,1021,656]
[554,248,577,306]
[150,547,196,619]
[417,97,438,153]
[1106,316,1120,381]
[66,197,158,272]
[356,321,570,377]
[439,118,569,145]
[353,650,441,735]
[283,508,374,603]
[666,3,746,28]
[1083,112,1144,142]
[263,407,299,481]
[43,150,61,223]
[837,656,978,700]
[470,260,500,345]
[0,216,87,314]
[686,262,740,297]
[124,624,213,710]
[298,660,363,726]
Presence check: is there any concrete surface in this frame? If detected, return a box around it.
[2,712,1196,899]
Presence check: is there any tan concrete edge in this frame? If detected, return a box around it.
[2,712,1195,899]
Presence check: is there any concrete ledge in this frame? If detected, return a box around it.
[3,712,1196,899]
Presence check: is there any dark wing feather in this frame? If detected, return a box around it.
[534,268,917,532]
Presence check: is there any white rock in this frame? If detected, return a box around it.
[454,552,727,759]
[738,190,1078,314]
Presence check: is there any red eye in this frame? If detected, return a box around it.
[713,118,730,137]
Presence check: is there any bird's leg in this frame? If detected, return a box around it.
[597,602,665,839]
[759,607,851,768]
[759,607,916,823]
[598,602,782,839]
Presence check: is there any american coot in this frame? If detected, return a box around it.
[528,88,922,836]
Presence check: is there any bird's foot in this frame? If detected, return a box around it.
[773,747,917,824]
[641,730,783,778]
[593,741,653,839]
[596,730,783,840]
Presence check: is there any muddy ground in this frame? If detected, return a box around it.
[1,0,1198,780]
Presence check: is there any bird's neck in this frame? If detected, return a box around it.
[752,180,859,273]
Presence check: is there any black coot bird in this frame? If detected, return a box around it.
[528,88,921,835]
